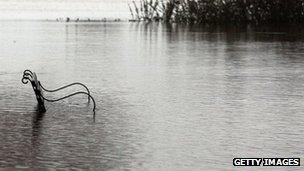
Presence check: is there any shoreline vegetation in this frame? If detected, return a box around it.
[128,0,304,24]
[54,17,122,22]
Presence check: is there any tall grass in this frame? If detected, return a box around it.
[129,0,304,24]
[128,0,174,22]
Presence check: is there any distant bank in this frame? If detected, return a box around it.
[54,17,123,23]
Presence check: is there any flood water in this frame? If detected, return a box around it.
[0,21,304,170]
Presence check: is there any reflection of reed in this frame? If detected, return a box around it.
[129,0,304,24]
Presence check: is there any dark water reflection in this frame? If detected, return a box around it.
[0,21,304,170]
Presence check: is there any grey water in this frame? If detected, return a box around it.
[0,21,304,170]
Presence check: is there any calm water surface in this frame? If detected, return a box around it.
[0,21,304,170]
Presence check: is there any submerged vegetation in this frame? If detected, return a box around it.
[129,0,304,24]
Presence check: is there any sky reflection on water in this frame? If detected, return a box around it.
[0,21,304,170]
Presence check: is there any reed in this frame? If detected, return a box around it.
[128,0,174,22]
[129,0,304,24]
